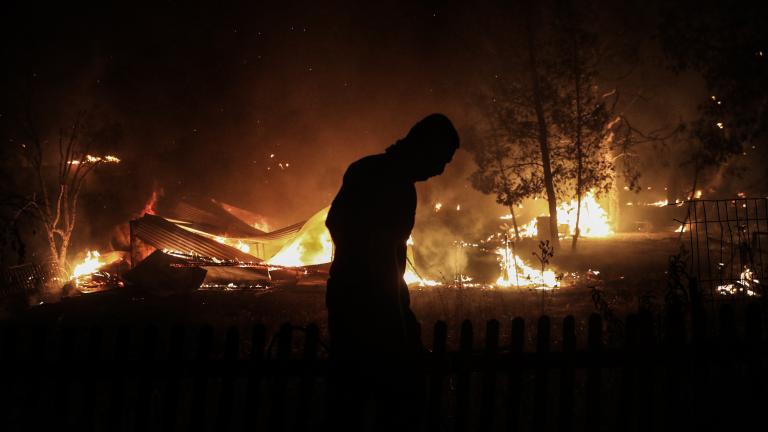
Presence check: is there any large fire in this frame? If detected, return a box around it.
[266,207,334,267]
[503,190,613,239]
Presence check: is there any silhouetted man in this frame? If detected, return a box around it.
[325,113,459,431]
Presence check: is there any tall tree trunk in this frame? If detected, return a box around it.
[507,204,520,241]
[571,30,584,252]
[525,14,560,248]
[496,154,521,241]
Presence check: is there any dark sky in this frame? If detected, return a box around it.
[0,0,723,242]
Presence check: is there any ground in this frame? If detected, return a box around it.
[6,233,687,352]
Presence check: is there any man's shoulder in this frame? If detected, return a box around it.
[345,154,390,179]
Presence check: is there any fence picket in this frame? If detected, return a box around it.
[243,324,266,432]
[216,326,240,432]
[506,317,525,432]
[428,320,448,432]
[135,325,158,431]
[294,324,319,432]
[533,315,550,432]
[455,319,473,432]
[558,315,576,432]
[108,325,131,431]
[479,319,500,432]
[269,323,292,432]
[163,324,185,432]
[585,313,602,431]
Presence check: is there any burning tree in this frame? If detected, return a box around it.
[469,5,568,248]
[549,1,615,250]
[470,0,663,250]
[13,111,120,280]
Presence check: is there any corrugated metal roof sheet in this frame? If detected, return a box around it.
[131,214,261,263]
[254,221,305,240]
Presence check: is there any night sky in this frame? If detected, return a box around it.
[1,1,763,252]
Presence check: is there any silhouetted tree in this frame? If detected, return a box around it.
[659,0,768,196]
[12,109,120,281]
[551,0,616,250]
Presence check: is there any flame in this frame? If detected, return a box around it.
[68,154,121,165]
[557,191,613,237]
[403,267,440,287]
[501,190,612,238]
[266,208,334,267]
[235,240,250,254]
[717,266,761,296]
[141,189,160,216]
[71,250,106,279]
[495,245,558,289]
[649,199,669,207]
[434,202,442,212]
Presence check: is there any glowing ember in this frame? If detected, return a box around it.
[495,245,559,289]
[649,199,669,207]
[717,266,761,296]
[71,250,106,279]
[434,202,442,212]
[68,154,121,165]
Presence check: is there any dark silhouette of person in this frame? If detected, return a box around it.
[325,113,459,431]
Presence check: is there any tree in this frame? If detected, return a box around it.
[468,106,544,241]
[470,0,667,250]
[659,1,768,196]
[15,110,120,276]
[551,0,616,250]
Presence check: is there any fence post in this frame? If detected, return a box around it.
[294,324,320,432]
[585,313,602,432]
[428,321,448,432]
[108,325,131,431]
[163,324,185,432]
[455,319,473,432]
[713,304,736,430]
[243,323,266,432]
[618,314,638,432]
[216,325,240,431]
[53,323,77,430]
[479,319,500,432]
[533,315,550,432]
[190,324,213,432]
[506,317,525,432]
[135,325,158,432]
[662,304,686,432]
[269,323,293,432]
[558,315,576,432]
[744,303,763,427]
[636,311,655,432]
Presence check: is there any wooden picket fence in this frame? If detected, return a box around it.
[0,300,766,431]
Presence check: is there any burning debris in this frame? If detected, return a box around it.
[716,266,761,297]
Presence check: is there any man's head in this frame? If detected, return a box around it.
[386,113,460,181]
